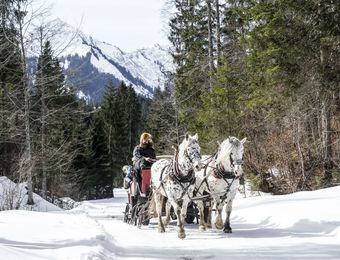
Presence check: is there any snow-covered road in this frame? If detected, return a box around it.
[1,186,340,259]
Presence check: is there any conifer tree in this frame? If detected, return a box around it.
[0,0,23,180]
[145,86,181,154]
[169,0,209,130]
[33,40,83,198]
[240,0,339,191]
[100,80,142,187]
[87,113,113,199]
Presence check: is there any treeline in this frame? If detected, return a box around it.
[150,0,338,193]
[0,0,147,203]
[1,0,339,204]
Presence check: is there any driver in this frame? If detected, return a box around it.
[132,132,156,181]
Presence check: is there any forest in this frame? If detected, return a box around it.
[0,0,339,207]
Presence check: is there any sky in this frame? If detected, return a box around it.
[1,175,340,259]
[42,0,170,52]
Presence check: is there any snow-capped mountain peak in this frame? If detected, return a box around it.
[49,22,174,102]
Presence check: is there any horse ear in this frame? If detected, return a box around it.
[185,132,189,140]
[193,133,198,140]
[241,137,247,144]
[228,136,234,144]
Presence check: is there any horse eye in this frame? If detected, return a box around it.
[230,153,234,165]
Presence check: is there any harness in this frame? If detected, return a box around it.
[212,163,235,179]
[171,152,195,184]
[193,153,241,202]
[158,149,197,201]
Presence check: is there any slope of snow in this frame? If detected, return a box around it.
[1,185,340,259]
[0,176,61,212]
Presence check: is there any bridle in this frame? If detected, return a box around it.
[171,144,201,184]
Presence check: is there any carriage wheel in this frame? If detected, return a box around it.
[131,205,138,226]
[136,204,150,228]
[185,202,196,224]
[142,218,150,225]
[123,204,130,223]
[141,201,150,226]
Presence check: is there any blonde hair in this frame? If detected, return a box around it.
[140,132,153,145]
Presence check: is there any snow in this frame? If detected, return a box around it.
[27,19,173,98]
[0,177,61,212]
[60,26,173,97]
[1,179,340,259]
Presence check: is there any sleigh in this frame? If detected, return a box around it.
[123,155,199,228]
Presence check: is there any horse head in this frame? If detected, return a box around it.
[217,136,246,177]
[179,133,202,172]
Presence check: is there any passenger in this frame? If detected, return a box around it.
[132,132,156,181]
[122,165,133,189]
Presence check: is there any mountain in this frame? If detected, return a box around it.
[29,20,174,103]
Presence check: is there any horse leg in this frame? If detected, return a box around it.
[170,199,185,239]
[206,206,212,228]
[154,192,165,233]
[223,199,233,233]
[162,199,171,226]
[204,201,213,229]
[214,200,224,230]
[197,200,206,231]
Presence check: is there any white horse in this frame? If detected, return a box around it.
[195,136,246,233]
[151,133,202,239]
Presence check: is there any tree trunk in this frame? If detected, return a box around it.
[207,0,214,92]
[41,78,47,199]
[321,98,333,186]
[17,1,34,205]
[215,0,221,65]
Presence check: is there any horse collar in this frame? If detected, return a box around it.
[171,152,195,184]
[213,163,235,179]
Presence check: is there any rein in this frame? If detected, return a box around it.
[201,153,236,180]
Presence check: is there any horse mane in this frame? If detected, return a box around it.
[215,137,241,165]
[178,133,198,151]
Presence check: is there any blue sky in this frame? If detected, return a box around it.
[44,0,170,51]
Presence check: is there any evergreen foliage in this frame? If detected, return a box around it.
[145,86,181,154]
[99,80,142,187]
[164,0,339,193]
[0,6,23,181]
[0,0,339,204]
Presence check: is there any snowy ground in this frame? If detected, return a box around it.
[0,182,340,259]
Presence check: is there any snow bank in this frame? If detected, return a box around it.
[1,184,340,259]
[0,176,61,212]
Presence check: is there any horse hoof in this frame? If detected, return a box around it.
[199,225,206,232]
[158,227,165,233]
[223,228,232,233]
[215,224,223,230]
[162,217,170,226]
[178,232,186,239]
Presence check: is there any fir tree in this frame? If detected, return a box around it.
[100,80,142,187]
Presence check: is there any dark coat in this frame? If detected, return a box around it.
[132,143,156,170]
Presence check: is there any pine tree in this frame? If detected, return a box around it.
[169,0,209,130]
[145,86,182,154]
[32,40,84,199]
[88,114,113,199]
[240,0,339,191]
[100,80,142,187]
[0,0,23,180]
